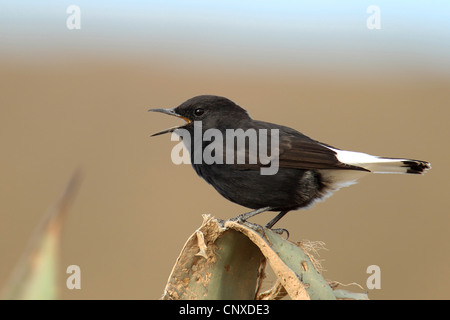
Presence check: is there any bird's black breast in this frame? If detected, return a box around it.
[192,163,324,211]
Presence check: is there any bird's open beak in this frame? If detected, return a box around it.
[148,108,192,137]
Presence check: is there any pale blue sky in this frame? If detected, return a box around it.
[1,1,449,72]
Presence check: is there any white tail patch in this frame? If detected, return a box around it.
[323,146,431,174]
[311,145,431,207]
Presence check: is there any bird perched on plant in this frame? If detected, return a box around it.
[149,95,430,233]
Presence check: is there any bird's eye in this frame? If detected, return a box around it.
[194,108,204,117]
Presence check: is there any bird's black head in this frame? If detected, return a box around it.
[149,95,251,136]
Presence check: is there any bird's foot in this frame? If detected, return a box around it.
[228,216,265,236]
[226,216,289,240]
[268,227,290,240]
[216,218,226,228]
[242,221,265,236]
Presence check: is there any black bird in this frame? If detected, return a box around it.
[149,95,430,232]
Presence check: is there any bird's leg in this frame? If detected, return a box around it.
[264,210,288,229]
[228,207,274,235]
[229,206,274,224]
[229,207,290,239]
[265,210,290,239]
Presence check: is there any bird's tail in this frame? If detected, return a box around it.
[365,157,431,174]
[330,148,431,174]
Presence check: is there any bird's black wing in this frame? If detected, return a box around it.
[229,121,368,172]
[276,133,367,171]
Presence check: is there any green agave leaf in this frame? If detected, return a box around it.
[162,215,355,300]
[2,170,81,300]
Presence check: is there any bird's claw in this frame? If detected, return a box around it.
[268,227,290,240]
[228,217,265,237]
[242,221,265,236]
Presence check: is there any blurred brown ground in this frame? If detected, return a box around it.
[0,56,449,299]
